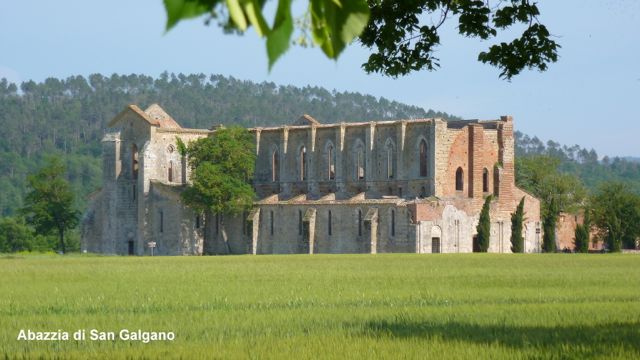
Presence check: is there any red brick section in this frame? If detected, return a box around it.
[468,124,484,200]
[556,212,603,251]
[445,129,469,197]
[497,116,516,212]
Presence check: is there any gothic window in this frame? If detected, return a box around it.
[483,168,489,193]
[354,141,365,180]
[168,161,173,182]
[299,146,307,181]
[272,149,279,182]
[131,144,139,179]
[419,139,428,177]
[385,139,395,179]
[328,210,332,236]
[327,143,335,180]
[455,167,464,191]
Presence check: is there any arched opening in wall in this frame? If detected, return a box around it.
[356,145,365,180]
[455,167,464,191]
[327,144,335,180]
[358,209,363,236]
[131,144,139,179]
[328,210,332,236]
[128,240,134,255]
[299,146,307,181]
[390,209,396,237]
[431,225,442,253]
[195,214,200,229]
[168,161,173,182]
[272,149,279,182]
[159,210,164,233]
[482,168,489,193]
[419,139,428,177]
[386,142,395,179]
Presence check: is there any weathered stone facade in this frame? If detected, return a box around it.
[82,104,544,255]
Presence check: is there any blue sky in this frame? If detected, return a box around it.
[0,0,638,157]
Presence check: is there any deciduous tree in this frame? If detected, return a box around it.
[163,0,559,79]
[590,182,640,252]
[178,127,256,253]
[21,157,79,254]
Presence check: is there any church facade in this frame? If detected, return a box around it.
[81,104,542,255]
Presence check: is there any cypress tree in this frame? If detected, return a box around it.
[542,198,558,253]
[574,211,590,253]
[510,197,525,253]
[476,195,492,252]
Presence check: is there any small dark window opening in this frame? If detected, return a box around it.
[328,145,335,180]
[455,167,464,191]
[420,186,426,198]
[195,214,200,229]
[132,144,139,179]
[270,210,274,235]
[419,140,428,177]
[387,146,394,179]
[298,210,303,236]
[356,147,365,180]
[300,147,307,181]
[159,210,164,233]
[168,161,173,182]
[272,150,279,182]
[132,184,136,201]
[482,168,489,193]
[358,209,362,236]
[391,210,396,237]
[128,240,134,255]
[328,210,332,236]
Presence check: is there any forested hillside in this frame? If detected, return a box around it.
[0,73,638,217]
[0,73,455,216]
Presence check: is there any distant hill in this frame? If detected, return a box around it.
[0,73,638,216]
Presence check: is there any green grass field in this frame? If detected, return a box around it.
[1,254,639,359]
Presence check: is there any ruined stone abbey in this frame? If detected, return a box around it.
[81,104,542,255]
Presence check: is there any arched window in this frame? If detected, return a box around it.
[327,143,335,180]
[131,144,139,179]
[391,209,396,237]
[354,141,365,180]
[385,139,395,179]
[455,167,464,191]
[419,139,428,177]
[272,149,279,182]
[482,168,489,193]
[358,209,363,236]
[168,160,173,182]
[299,146,307,181]
[328,210,332,236]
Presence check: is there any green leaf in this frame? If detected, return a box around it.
[164,0,215,30]
[227,0,248,30]
[243,0,269,36]
[266,0,294,69]
[310,0,369,59]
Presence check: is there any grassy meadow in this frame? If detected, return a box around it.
[0,254,639,359]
